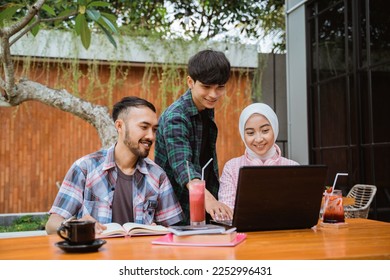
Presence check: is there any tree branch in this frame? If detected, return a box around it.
[1,0,45,98]
[0,77,11,106]
[4,0,45,37]
[10,11,78,46]
[0,77,5,89]
[0,35,15,98]
[9,78,117,147]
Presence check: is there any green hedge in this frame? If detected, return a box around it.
[0,214,49,232]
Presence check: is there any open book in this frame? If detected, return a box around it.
[98,222,169,238]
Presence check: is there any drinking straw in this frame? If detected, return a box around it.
[331,173,348,194]
[186,160,191,182]
[201,158,213,181]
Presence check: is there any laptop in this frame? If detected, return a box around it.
[213,165,328,231]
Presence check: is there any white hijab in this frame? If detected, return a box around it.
[239,103,279,161]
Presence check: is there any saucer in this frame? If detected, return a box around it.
[55,239,106,253]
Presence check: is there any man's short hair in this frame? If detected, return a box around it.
[112,96,156,121]
[188,49,231,85]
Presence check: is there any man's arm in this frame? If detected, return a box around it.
[158,112,197,187]
[154,171,184,226]
[45,214,107,235]
[45,213,65,235]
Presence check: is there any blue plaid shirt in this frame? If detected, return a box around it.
[49,144,183,226]
[155,90,220,224]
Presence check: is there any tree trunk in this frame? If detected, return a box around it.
[3,77,117,148]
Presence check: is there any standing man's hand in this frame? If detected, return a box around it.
[205,190,233,221]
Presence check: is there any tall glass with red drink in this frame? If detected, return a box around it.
[189,180,206,226]
[323,189,345,223]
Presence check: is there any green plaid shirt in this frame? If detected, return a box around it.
[155,89,220,225]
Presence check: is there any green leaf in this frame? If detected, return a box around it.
[0,5,23,26]
[30,23,40,36]
[41,4,56,16]
[75,14,91,49]
[55,9,77,26]
[86,9,101,22]
[100,12,117,24]
[99,14,118,34]
[87,1,111,8]
[96,22,117,49]
[74,13,82,35]
[77,0,88,5]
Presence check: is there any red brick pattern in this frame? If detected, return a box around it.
[0,60,252,213]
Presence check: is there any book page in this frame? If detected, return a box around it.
[100,223,126,237]
[122,223,169,236]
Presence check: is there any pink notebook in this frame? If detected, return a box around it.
[151,233,247,247]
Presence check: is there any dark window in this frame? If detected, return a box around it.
[306,0,390,221]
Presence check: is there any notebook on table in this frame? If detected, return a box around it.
[213,165,328,231]
[151,232,247,247]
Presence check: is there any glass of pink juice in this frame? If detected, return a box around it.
[323,189,345,223]
[189,180,206,226]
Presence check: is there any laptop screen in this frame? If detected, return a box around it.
[230,165,328,231]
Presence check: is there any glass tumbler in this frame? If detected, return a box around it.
[322,189,345,223]
[189,180,206,226]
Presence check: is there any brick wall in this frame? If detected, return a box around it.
[0,59,253,213]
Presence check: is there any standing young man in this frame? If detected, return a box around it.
[46,96,183,234]
[155,49,233,225]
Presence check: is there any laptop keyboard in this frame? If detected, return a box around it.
[211,219,233,227]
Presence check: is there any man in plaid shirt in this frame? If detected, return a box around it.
[155,50,233,225]
[46,96,183,234]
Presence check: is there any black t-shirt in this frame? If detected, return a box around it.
[111,167,134,224]
[199,110,212,182]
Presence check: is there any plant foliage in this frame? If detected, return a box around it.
[0,0,285,51]
[0,214,49,232]
[0,0,285,147]
[0,0,119,49]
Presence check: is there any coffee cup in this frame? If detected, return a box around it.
[57,220,96,245]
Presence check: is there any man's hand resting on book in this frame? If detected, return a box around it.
[79,216,158,235]
[79,214,107,234]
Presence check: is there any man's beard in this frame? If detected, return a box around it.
[123,127,150,158]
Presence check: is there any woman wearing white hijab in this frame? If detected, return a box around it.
[218,103,299,212]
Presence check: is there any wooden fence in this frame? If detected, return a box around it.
[0,58,253,213]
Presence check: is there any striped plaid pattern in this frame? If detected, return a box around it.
[155,90,220,224]
[49,144,183,226]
